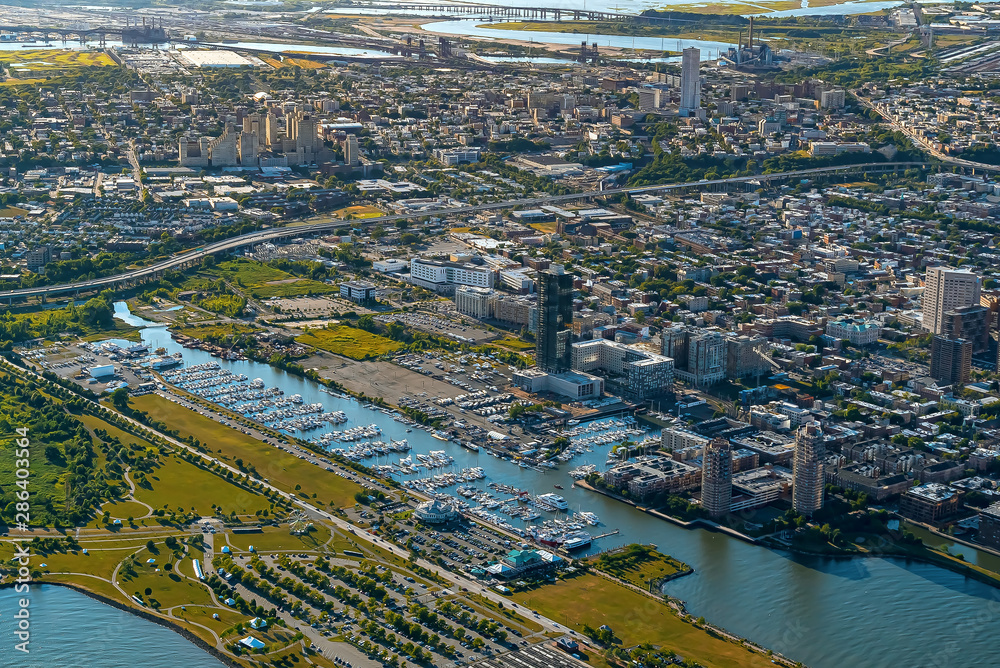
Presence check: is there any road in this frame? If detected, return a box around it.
[0,162,929,302]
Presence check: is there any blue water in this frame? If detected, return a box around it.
[0,585,227,668]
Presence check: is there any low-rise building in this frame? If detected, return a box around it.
[340,280,376,303]
[899,483,961,524]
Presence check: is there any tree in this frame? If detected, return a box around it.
[110,388,130,412]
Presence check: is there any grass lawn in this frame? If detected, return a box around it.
[334,205,384,219]
[297,326,402,360]
[528,222,557,233]
[0,533,182,584]
[223,524,333,554]
[133,454,273,518]
[493,336,534,351]
[589,545,688,589]
[0,205,29,217]
[125,545,216,609]
[78,411,274,519]
[129,394,364,509]
[208,258,337,299]
[249,278,337,299]
[174,605,246,635]
[101,500,152,521]
[513,574,775,668]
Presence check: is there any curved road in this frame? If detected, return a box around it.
[1,162,930,302]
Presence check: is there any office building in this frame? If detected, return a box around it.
[409,257,494,293]
[680,47,701,113]
[537,265,574,373]
[512,367,603,401]
[941,305,990,353]
[930,335,972,385]
[701,438,733,518]
[792,422,825,516]
[455,286,493,319]
[339,280,377,303]
[923,267,981,334]
[570,339,674,401]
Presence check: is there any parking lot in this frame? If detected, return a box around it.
[375,310,495,344]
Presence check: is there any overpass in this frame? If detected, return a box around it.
[0,161,929,303]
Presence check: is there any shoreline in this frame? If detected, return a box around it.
[575,481,1000,592]
[0,580,243,668]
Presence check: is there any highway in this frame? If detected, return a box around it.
[0,161,929,301]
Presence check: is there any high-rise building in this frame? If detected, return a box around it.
[792,422,825,517]
[725,334,770,380]
[264,111,281,147]
[701,437,732,518]
[941,305,990,353]
[238,131,258,166]
[537,265,574,373]
[345,134,359,167]
[923,267,981,334]
[207,124,239,167]
[930,336,972,385]
[680,47,701,113]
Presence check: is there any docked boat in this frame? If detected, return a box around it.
[562,530,592,551]
[432,430,451,441]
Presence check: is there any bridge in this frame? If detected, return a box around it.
[343,2,698,23]
[0,162,930,303]
[0,20,166,46]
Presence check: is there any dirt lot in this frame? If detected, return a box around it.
[303,352,464,402]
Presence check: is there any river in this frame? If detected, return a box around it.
[110,303,1000,668]
[0,585,227,668]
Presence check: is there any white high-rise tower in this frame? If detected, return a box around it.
[680,47,701,113]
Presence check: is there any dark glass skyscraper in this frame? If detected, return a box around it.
[537,265,574,373]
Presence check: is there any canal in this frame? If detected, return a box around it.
[114,303,1000,668]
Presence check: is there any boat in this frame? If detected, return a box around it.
[567,419,580,426]
[562,530,592,551]
[461,442,480,452]
[432,430,450,441]
[554,485,563,490]
[536,493,569,510]
[406,428,412,433]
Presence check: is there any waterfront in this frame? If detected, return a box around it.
[0,585,228,668]
[107,302,1000,668]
